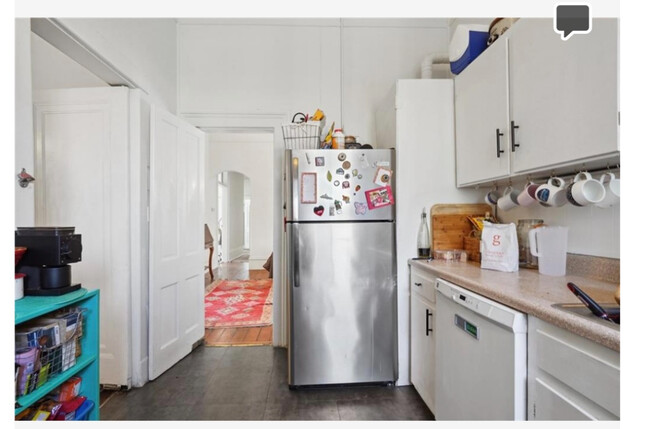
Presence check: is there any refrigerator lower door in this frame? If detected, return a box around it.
[288,221,397,386]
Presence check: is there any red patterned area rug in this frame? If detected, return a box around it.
[204,279,273,328]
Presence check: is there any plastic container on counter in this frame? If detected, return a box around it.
[433,249,468,262]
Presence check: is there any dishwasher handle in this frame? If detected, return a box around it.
[425,308,433,336]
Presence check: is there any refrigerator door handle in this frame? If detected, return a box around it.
[291,155,300,220]
[292,225,300,288]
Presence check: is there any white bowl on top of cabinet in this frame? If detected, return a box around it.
[409,267,437,415]
[454,18,619,187]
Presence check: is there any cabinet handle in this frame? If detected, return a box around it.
[425,309,433,336]
[414,282,422,287]
[511,121,520,152]
[496,128,505,158]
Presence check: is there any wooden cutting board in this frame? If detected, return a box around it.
[430,203,493,252]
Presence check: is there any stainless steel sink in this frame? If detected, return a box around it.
[551,303,620,330]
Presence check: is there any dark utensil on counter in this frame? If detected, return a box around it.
[566,282,620,324]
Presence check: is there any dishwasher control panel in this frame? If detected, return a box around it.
[454,314,479,339]
[434,278,527,333]
[454,292,480,312]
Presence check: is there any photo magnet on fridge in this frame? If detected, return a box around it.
[300,172,317,204]
[373,167,393,186]
[365,185,394,210]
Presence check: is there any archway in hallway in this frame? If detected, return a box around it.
[203,132,275,346]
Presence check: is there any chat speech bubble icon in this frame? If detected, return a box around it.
[555,5,591,40]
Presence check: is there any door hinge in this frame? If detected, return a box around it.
[532,403,536,419]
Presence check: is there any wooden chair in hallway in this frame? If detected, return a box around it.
[205,224,214,281]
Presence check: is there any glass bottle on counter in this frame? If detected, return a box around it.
[417,208,431,258]
[516,219,544,268]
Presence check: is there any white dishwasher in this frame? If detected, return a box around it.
[434,278,527,420]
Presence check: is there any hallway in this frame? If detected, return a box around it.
[204,255,273,346]
[99,345,434,420]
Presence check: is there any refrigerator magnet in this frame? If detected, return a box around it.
[342,161,351,170]
[329,205,335,216]
[315,157,325,166]
[301,173,317,204]
[320,193,333,200]
[359,154,370,168]
[327,171,332,182]
[338,153,347,161]
[373,167,393,186]
[334,200,343,214]
[336,167,345,176]
[333,180,340,187]
[342,181,350,189]
[342,195,350,204]
[354,202,367,215]
[352,169,358,177]
[313,205,325,216]
[365,185,394,210]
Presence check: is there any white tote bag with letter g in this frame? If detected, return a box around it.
[480,222,519,272]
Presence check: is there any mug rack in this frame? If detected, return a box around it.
[486,163,620,217]
[484,163,620,192]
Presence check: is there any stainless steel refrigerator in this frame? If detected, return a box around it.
[285,148,397,387]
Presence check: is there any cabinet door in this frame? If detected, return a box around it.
[528,316,619,421]
[509,19,619,173]
[531,377,595,420]
[410,292,435,413]
[455,39,511,186]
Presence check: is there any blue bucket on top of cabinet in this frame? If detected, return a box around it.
[449,24,489,75]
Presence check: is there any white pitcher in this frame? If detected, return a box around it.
[528,226,569,276]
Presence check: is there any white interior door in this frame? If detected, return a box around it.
[149,105,206,380]
[33,87,132,387]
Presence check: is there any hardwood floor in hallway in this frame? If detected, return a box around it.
[204,254,273,347]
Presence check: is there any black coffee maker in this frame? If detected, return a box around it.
[15,227,83,296]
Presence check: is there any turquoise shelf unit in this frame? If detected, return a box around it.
[15,288,100,420]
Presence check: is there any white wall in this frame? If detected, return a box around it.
[178,19,341,125]
[16,19,35,227]
[55,18,178,113]
[31,32,108,90]
[206,133,274,267]
[178,18,450,145]
[341,20,449,145]
[227,171,245,260]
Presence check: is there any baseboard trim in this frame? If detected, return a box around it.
[248,259,265,269]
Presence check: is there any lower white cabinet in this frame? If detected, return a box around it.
[409,267,436,414]
[528,316,620,420]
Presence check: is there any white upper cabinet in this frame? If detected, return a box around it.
[455,39,511,186]
[454,18,619,187]
[508,19,619,174]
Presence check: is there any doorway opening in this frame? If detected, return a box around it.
[203,132,275,346]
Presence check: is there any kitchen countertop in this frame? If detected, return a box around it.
[409,259,620,352]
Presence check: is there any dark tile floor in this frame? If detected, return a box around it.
[100,345,435,421]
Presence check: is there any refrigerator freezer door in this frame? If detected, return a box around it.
[286,149,395,222]
[288,222,397,386]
